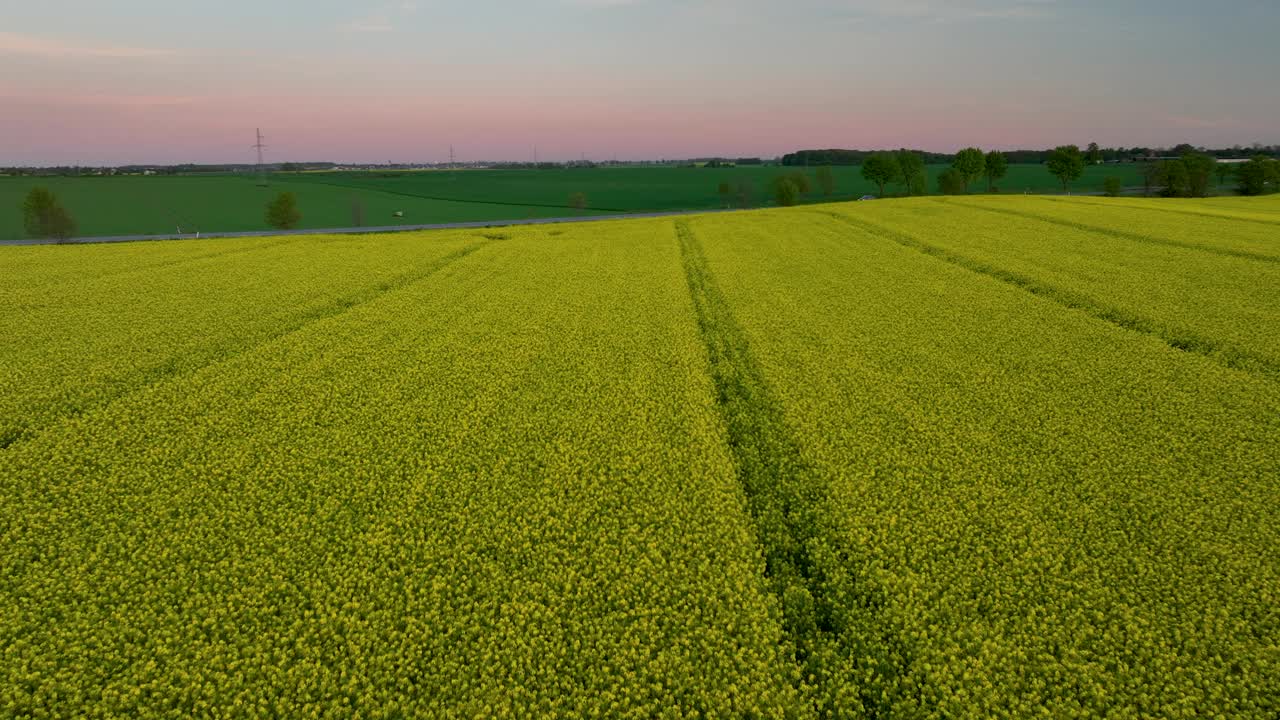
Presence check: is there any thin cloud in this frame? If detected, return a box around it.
[822,0,1057,23]
[340,2,421,32]
[0,31,175,58]
[668,0,1056,24]
[341,14,396,32]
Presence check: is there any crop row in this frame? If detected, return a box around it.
[963,196,1280,261]
[4,198,1278,717]
[688,210,1280,718]
[822,197,1280,377]
[1082,194,1280,228]
[1,222,801,717]
[0,232,482,449]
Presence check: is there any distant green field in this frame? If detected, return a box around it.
[0,175,597,239]
[1,163,1144,239]
[289,164,1145,212]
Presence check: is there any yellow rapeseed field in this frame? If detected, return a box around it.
[2,196,1277,717]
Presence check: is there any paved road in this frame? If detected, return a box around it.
[0,209,732,247]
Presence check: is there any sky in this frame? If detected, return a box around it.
[2,0,1278,165]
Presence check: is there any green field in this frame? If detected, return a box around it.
[0,163,1145,239]
[3,195,1277,717]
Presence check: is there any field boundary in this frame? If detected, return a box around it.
[1,238,497,453]
[936,197,1280,263]
[287,176,636,213]
[676,219,906,717]
[816,210,1280,380]
[0,209,736,247]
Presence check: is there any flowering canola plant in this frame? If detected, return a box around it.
[2,195,1278,717]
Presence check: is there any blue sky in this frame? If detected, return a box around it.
[2,0,1277,164]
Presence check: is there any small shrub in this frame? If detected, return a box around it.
[265,192,301,230]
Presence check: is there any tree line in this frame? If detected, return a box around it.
[748,146,1280,208]
[781,143,1280,167]
[781,149,954,167]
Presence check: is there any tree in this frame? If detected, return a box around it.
[1181,153,1215,198]
[951,147,986,193]
[815,165,836,196]
[22,187,77,241]
[772,177,799,207]
[788,171,812,195]
[1140,162,1160,197]
[937,168,965,195]
[350,196,366,227]
[717,181,733,208]
[1087,142,1102,165]
[568,192,588,214]
[735,180,756,208]
[1215,162,1235,189]
[861,152,900,197]
[1235,156,1277,196]
[895,150,926,196]
[265,191,301,230]
[1046,145,1085,192]
[1155,160,1189,197]
[1103,176,1122,197]
[983,151,1008,192]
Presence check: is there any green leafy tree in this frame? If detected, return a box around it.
[1140,162,1160,197]
[1046,145,1086,192]
[1214,162,1235,189]
[717,181,733,208]
[815,165,836,196]
[735,179,756,208]
[937,168,966,195]
[568,192,588,214]
[861,153,901,197]
[772,177,799,207]
[788,171,812,195]
[1235,156,1277,196]
[1087,142,1103,165]
[952,147,986,193]
[895,150,927,196]
[983,151,1008,192]
[1103,176,1122,197]
[1155,160,1189,197]
[22,187,77,241]
[1181,153,1215,198]
[265,191,302,230]
[350,196,366,227]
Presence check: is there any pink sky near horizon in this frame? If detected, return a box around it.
[2,1,1277,165]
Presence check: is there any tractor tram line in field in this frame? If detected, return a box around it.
[1043,196,1280,229]
[937,197,1280,264]
[0,236,501,454]
[676,219,905,717]
[813,210,1280,381]
[3,196,1279,715]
